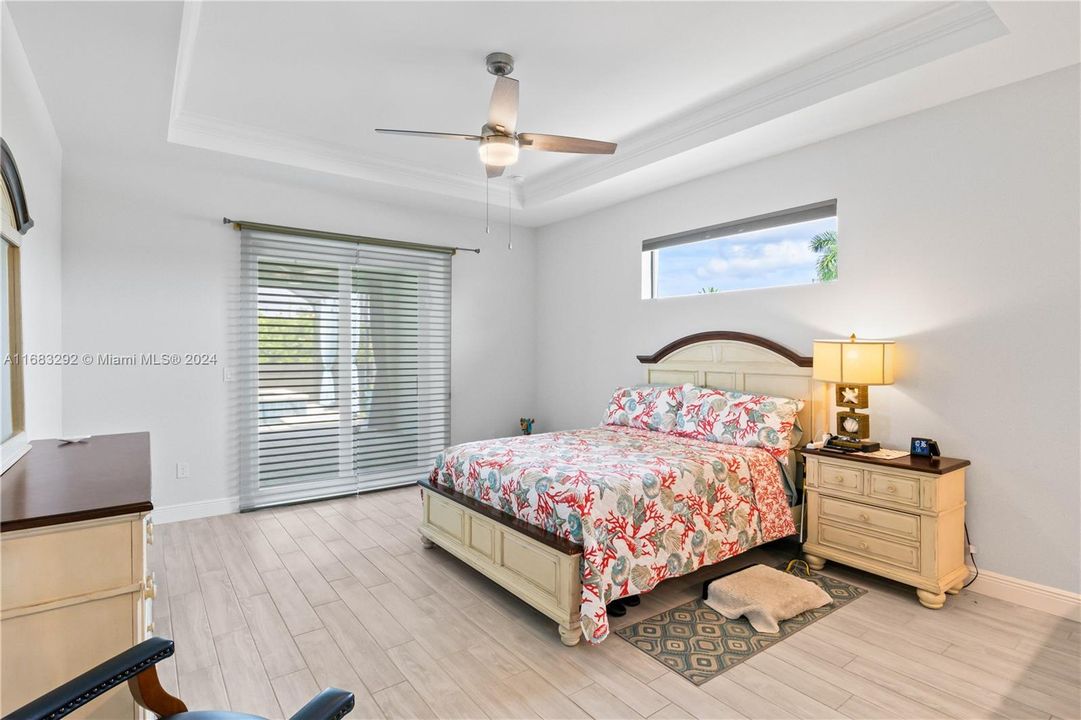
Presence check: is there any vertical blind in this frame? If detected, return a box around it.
[233,229,451,510]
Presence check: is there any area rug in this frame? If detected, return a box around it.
[614,566,867,685]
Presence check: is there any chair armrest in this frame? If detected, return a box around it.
[3,637,176,720]
[289,688,355,720]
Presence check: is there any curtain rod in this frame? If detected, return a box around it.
[222,218,480,255]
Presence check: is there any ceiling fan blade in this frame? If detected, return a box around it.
[374,129,482,141]
[488,76,519,133]
[518,133,617,154]
[485,163,505,179]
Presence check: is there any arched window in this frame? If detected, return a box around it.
[2,139,32,473]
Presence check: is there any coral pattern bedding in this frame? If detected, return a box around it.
[429,425,796,643]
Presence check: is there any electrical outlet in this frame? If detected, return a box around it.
[176,462,190,479]
[223,366,235,382]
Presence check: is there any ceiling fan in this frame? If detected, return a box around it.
[375,52,617,179]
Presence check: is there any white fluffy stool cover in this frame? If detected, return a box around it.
[704,564,833,633]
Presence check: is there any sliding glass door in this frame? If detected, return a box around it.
[234,229,450,510]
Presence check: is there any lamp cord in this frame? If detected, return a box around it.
[963,523,979,589]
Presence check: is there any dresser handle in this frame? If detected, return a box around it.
[145,572,157,600]
[146,520,155,545]
[886,485,897,494]
[833,475,844,484]
[858,513,870,522]
[858,541,869,550]
[146,621,156,635]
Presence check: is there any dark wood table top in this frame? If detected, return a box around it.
[801,446,970,475]
[2,432,153,532]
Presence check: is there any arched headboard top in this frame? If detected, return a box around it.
[637,331,811,367]
[637,331,824,442]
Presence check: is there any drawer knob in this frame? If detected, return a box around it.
[858,541,869,550]
[145,572,157,600]
[859,513,870,522]
[146,520,155,545]
[146,621,156,635]
[833,475,844,483]
[887,485,897,494]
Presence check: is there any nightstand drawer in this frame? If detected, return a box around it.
[818,463,864,495]
[819,496,919,541]
[868,472,920,507]
[819,522,920,572]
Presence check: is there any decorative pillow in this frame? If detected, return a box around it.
[788,416,804,448]
[603,385,684,433]
[704,564,832,633]
[674,385,803,462]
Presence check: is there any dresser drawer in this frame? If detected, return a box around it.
[818,462,864,496]
[1,520,136,611]
[868,472,920,507]
[819,496,919,541]
[818,522,920,572]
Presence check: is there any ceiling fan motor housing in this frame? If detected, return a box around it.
[485,52,514,76]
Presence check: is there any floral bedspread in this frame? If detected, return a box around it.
[428,425,796,643]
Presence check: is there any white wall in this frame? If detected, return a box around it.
[1,7,63,439]
[534,66,1081,593]
[60,145,535,514]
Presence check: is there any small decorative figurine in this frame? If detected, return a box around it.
[520,417,535,435]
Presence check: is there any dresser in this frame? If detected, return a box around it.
[1,433,154,718]
[801,448,969,609]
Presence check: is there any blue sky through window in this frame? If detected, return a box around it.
[652,216,837,297]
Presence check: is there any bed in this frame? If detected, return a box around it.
[418,332,826,645]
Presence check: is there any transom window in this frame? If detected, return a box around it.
[642,200,838,298]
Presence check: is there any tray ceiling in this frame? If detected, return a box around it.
[8,1,1080,225]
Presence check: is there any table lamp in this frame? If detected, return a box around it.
[812,333,895,452]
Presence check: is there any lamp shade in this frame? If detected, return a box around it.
[812,335,895,385]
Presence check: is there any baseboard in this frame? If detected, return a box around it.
[153,496,240,524]
[966,565,1081,622]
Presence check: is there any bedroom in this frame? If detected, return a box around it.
[1,1,1078,719]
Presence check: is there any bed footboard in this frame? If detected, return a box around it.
[418,482,583,646]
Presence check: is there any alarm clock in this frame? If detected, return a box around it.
[910,437,941,457]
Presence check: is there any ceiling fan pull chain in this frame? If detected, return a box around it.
[485,175,490,234]
[507,182,512,250]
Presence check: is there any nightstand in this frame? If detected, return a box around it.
[800,448,970,609]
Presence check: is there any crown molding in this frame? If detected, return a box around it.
[167,1,1004,215]
[168,0,201,128]
[524,1,1007,206]
[168,110,524,207]
[167,0,523,208]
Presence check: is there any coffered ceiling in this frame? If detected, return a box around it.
[7,1,1080,226]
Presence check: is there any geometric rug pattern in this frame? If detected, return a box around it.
[614,566,867,685]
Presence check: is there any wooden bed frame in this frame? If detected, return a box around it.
[418,331,825,645]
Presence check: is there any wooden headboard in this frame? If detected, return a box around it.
[637,331,826,444]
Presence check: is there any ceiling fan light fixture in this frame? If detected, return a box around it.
[478,135,519,167]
